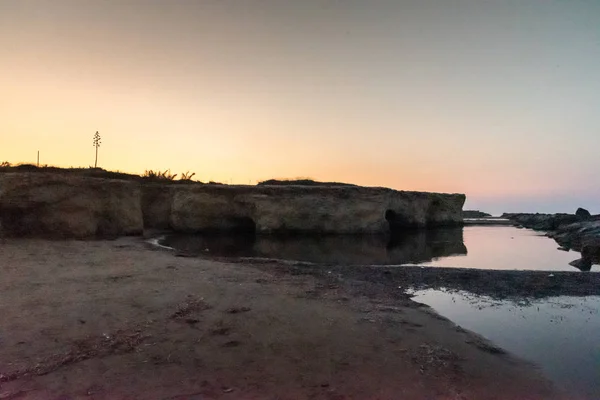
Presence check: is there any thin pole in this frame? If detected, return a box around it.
[37,151,39,167]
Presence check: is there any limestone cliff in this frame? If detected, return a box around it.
[0,173,465,237]
[0,173,143,238]
[168,185,465,234]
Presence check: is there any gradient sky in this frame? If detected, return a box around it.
[1,0,599,214]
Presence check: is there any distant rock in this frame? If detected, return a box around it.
[462,210,492,218]
[501,213,578,231]
[575,207,592,220]
[551,220,600,267]
[503,213,600,267]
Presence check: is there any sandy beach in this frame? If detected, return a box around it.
[0,237,569,400]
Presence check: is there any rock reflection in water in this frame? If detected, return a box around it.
[161,227,466,265]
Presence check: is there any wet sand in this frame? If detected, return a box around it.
[255,262,600,300]
[0,237,569,399]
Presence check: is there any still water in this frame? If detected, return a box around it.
[422,226,599,272]
[412,290,600,400]
[162,226,598,272]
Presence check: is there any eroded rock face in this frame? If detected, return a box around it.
[501,213,579,231]
[169,185,465,234]
[0,173,143,238]
[0,173,465,237]
[142,184,173,229]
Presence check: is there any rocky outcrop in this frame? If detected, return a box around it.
[575,207,592,220]
[462,210,492,218]
[548,221,600,265]
[168,185,465,234]
[0,173,143,238]
[503,211,600,269]
[0,173,465,237]
[501,213,580,231]
[142,184,173,229]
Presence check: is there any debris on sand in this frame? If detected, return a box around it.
[0,328,149,383]
[1,295,210,384]
[170,296,212,320]
[409,344,461,374]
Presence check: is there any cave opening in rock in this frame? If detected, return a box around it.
[385,209,397,222]
[228,216,257,234]
[385,209,400,234]
[385,209,413,233]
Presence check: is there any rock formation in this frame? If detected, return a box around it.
[167,185,465,234]
[548,221,600,265]
[503,210,600,268]
[462,210,492,218]
[501,213,579,231]
[0,173,465,238]
[0,173,143,238]
[575,207,592,220]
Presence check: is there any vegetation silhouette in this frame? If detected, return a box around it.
[93,131,101,168]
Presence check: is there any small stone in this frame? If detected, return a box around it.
[225,307,251,314]
[210,327,231,336]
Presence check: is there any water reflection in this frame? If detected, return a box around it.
[161,227,467,265]
[422,226,600,272]
[161,226,598,271]
[412,290,600,400]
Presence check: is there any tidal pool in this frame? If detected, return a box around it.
[412,290,600,400]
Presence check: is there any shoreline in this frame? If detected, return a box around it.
[155,239,600,300]
[0,237,569,399]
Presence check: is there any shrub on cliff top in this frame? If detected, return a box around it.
[142,170,178,181]
[180,171,196,181]
[258,178,356,187]
[0,165,203,184]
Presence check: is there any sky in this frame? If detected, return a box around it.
[1,0,599,214]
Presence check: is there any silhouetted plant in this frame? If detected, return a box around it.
[93,131,101,168]
[142,169,178,180]
[0,161,11,168]
[180,171,196,181]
